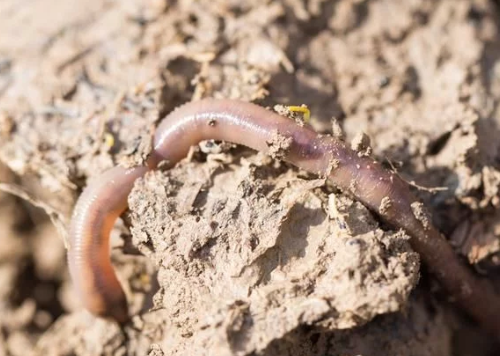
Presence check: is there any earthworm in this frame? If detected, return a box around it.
[68,98,500,339]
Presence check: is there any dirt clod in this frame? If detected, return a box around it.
[350,132,372,157]
[265,130,293,160]
[126,158,419,354]
[411,201,432,231]
[379,196,393,216]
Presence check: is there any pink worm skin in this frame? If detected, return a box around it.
[68,99,500,338]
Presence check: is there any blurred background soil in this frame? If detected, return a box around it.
[2,0,500,355]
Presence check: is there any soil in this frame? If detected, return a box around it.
[1,0,500,355]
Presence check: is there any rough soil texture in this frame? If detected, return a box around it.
[1,0,500,355]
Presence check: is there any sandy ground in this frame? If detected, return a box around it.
[1,0,500,355]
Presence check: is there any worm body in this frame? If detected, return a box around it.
[68,166,148,322]
[68,99,500,339]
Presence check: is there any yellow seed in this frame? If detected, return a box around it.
[140,273,150,284]
[104,133,115,148]
[287,105,310,122]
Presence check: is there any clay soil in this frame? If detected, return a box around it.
[2,0,500,355]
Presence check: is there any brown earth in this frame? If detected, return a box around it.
[1,0,500,355]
